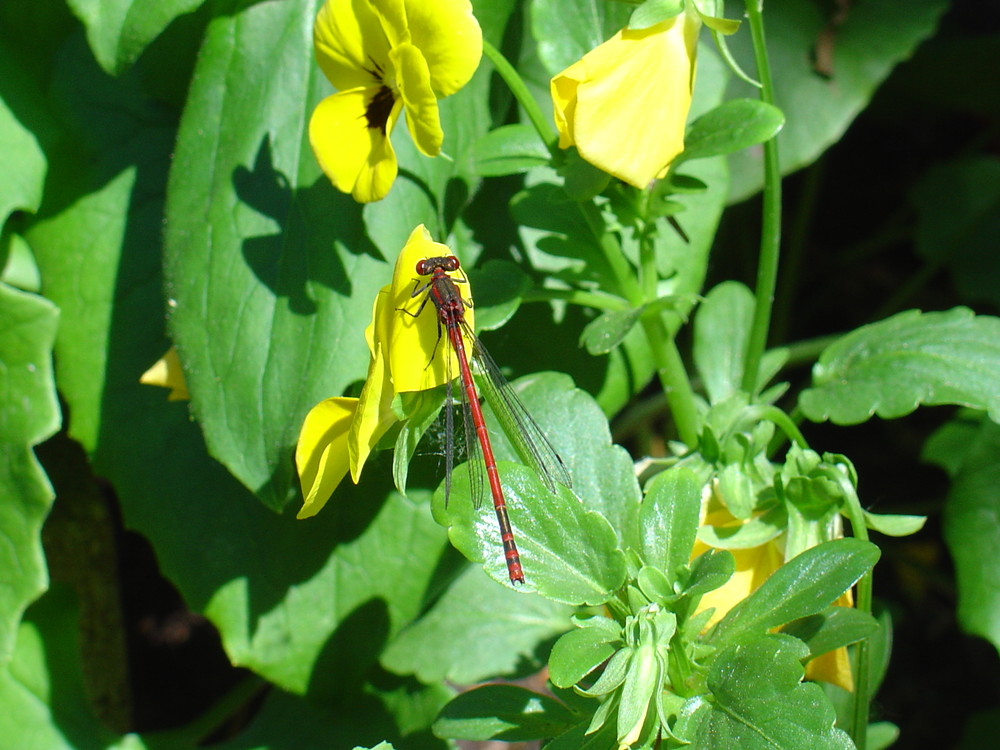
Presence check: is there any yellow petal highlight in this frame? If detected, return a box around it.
[140,347,189,401]
[309,87,402,203]
[392,42,443,157]
[314,0,388,91]
[404,0,482,96]
[348,329,398,483]
[551,13,700,188]
[296,397,359,518]
[386,225,475,393]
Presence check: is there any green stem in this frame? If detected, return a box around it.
[640,316,700,447]
[578,201,644,305]
[482,39,559,157]
[825,467,873,750]
[745,405,808,449]
[523,287,631,311]
[580,200,699,446]
[739,1,782,395]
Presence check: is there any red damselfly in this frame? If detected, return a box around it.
[406,255,572,584]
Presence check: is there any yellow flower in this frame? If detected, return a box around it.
[295,225,474,518]
[140,346,189,401]
[309,0,482,202]
[550,8,700,189]
[693,486,856,692]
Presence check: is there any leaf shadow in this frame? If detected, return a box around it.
[233,135,381,316]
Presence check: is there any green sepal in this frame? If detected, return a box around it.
[392,387,445,496]
[549,624,623,689]
[579,646,632,697]
[861,509,926,537]
[629,0,684,30]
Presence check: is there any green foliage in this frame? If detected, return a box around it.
[691,634,853,748]
[801,308,1000,425]
[1,0,990,747]
[0,284,59,663]
[724,0,949,201]
[925,413,1000,652]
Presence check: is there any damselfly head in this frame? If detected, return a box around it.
[415,255,461,276]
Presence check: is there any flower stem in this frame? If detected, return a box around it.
[524,287,631,311]
[739,1,782,396]
[641,316,700,447]
[826,467,873,750]
[481,39,559,157]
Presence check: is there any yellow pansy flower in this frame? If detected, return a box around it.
[693,485,856,692]
[309,0,482,202]
[550,6,700,189]
[296,225,474,518]
[140,346,189,401]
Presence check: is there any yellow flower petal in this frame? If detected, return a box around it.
[348,331,398,483]
[806,644,855,692]
[551,14,700,188]
[309,87,402,203]
[385,225,475,393]
[392,42,442,156]
[694,540,784,628]
[140,346,189,401]
[403,0,482,96]
[313,0,389,91]
[296,397,359,518]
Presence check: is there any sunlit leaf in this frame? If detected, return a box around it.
[800,308,1000,425]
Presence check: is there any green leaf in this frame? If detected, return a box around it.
[580,307,644,356]
[209,678,447,750]
[470,124,551,176]
[0,586,142,749]
[164,0,377,510]
[549,622,622,689]
[691,634,853,749]
[693,281,755,403]
[558,147,613,201]
[709,539,880,649]
[685,548,736,599]
[531,0,632,74]
[433,685,577,742]
[380,564,573,684]
[638,466,704,581]
[800,308,1000,425]
[165,0,506,509]
[435,463,626,606]
[780,606,879,659]
[0,283,60,664]
[725,0,948,201]
[926,414,1000,651]
[1,235,42,293]
[66,0,206,76]
[0,39,49,223]
[678,99,785,164]
[467,259,530,331]
[544,719,620,750]
[482,372,641,552]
